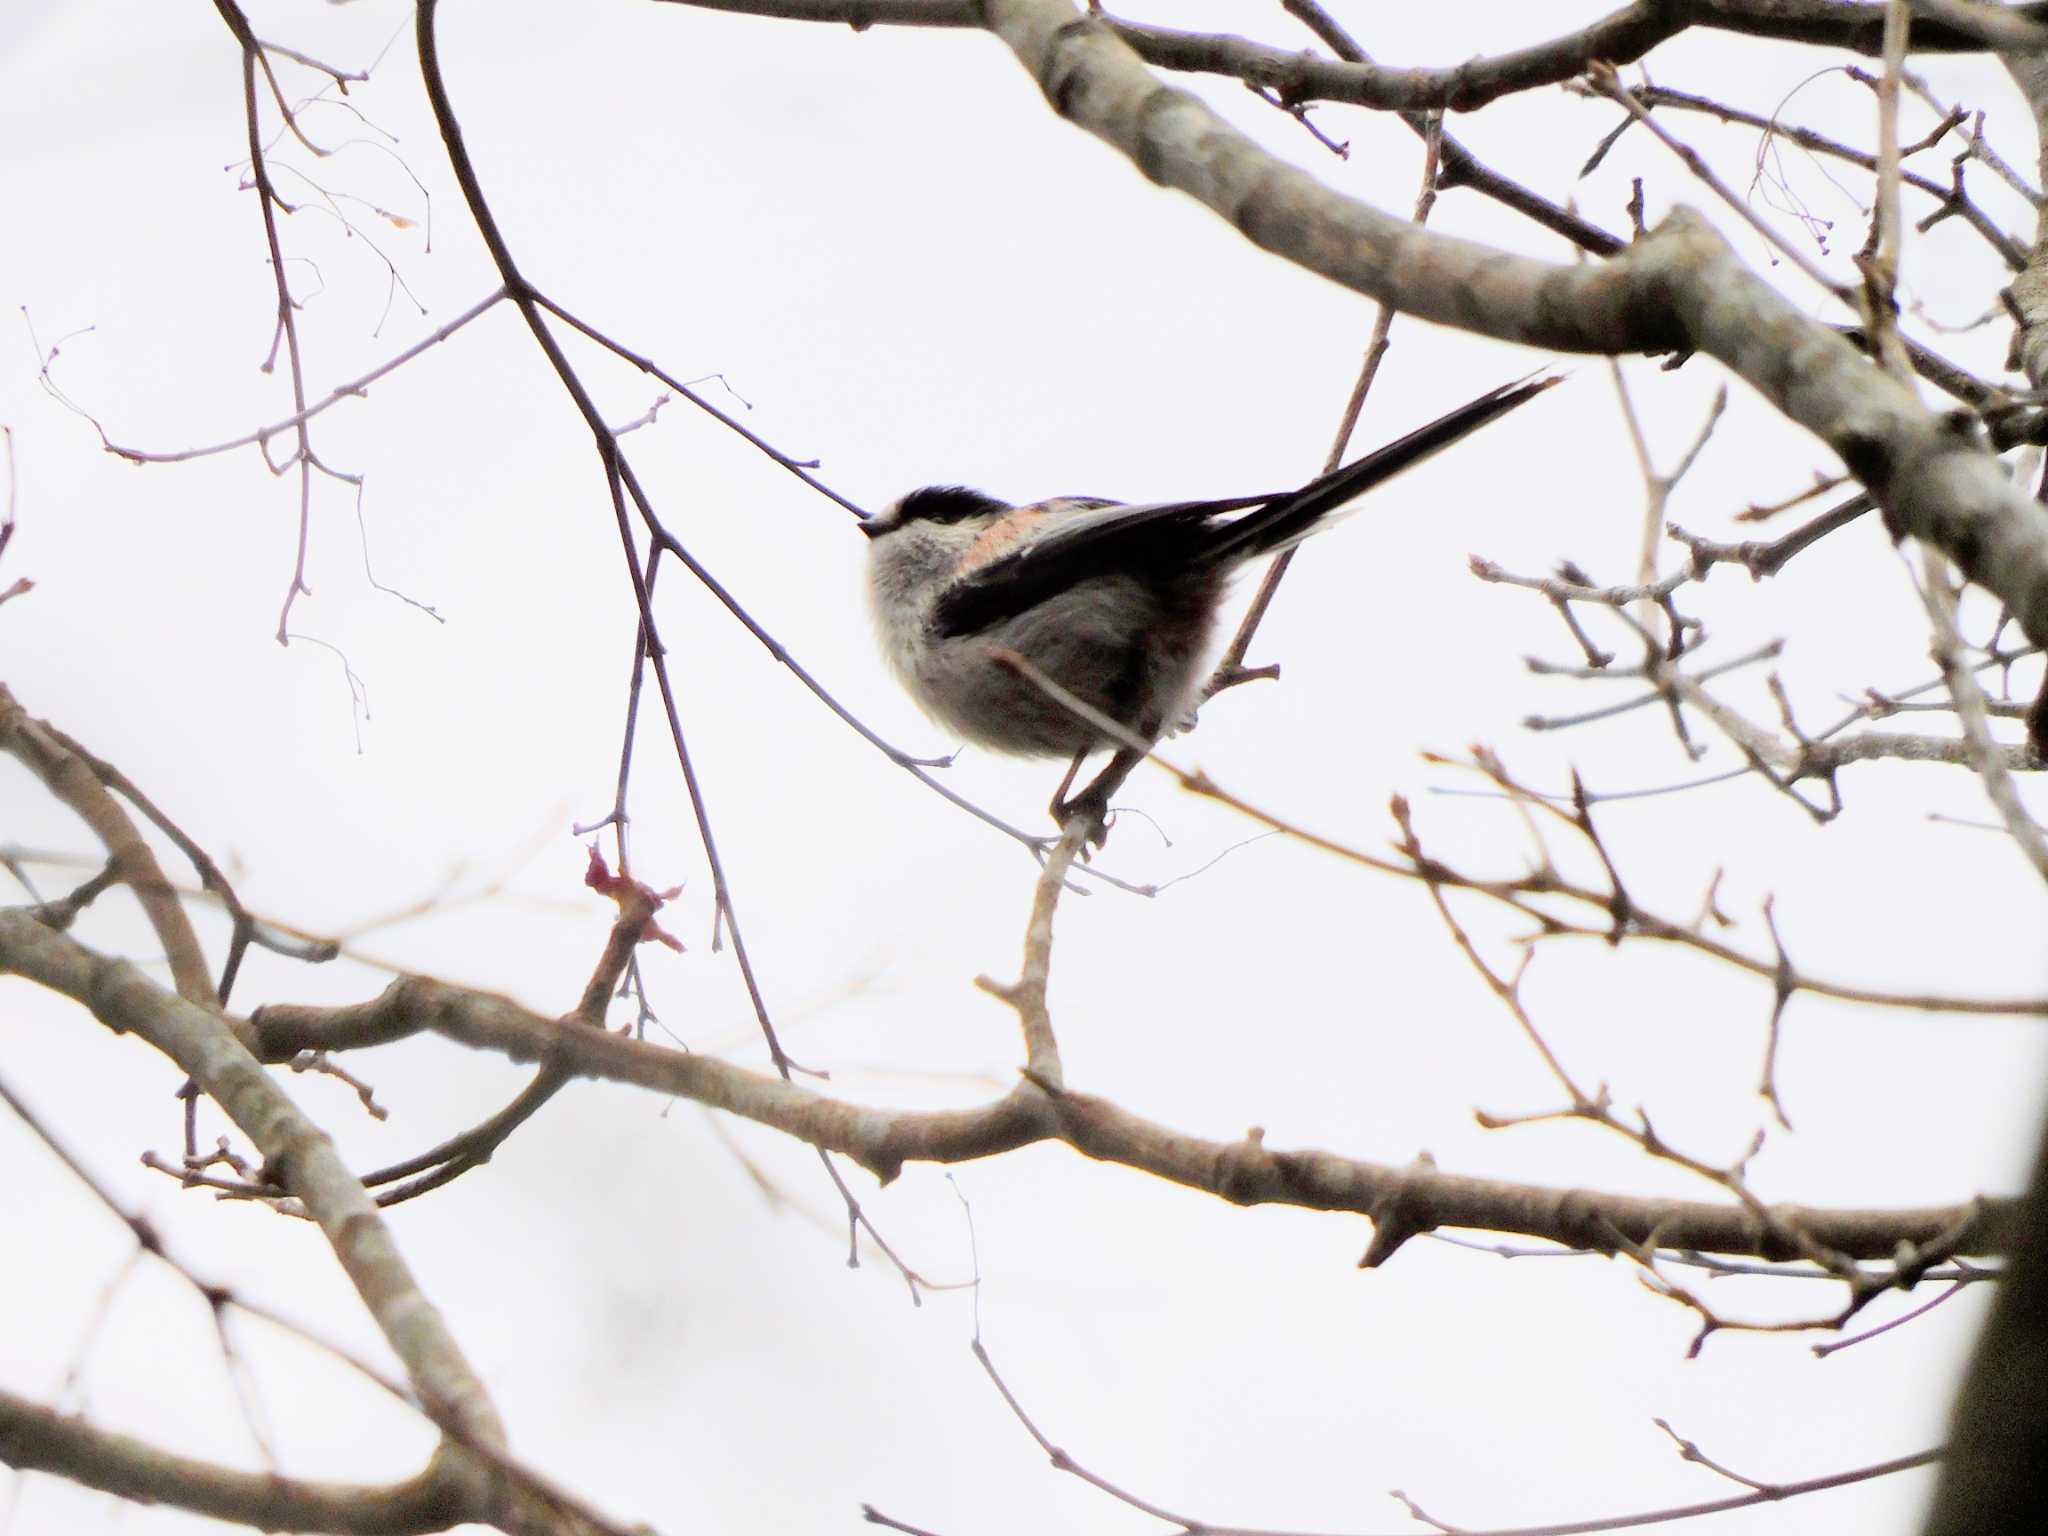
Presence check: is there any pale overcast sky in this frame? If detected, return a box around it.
[4,4,2046,1534]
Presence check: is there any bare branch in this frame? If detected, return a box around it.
[0,914,506,1451]
[0,929,1968,1262]
[660,0,2048,110]
[0,1389,469,1536]
[1918,548,2048,880]
[0,685,214,1005]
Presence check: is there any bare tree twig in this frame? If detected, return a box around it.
[1211,109,1443,690]
[1917,548,2048,881]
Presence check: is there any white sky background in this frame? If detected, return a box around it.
[4,2,2048,1533]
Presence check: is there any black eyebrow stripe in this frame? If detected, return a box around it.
[894,485,1008,525]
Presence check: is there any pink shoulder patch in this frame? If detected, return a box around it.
[962,506,1049,572]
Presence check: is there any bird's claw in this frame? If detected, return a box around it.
[1051,787,1112,852]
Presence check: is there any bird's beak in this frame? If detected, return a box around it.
[856,516,883,541]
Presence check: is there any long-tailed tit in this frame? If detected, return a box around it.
[860,376,1558,772]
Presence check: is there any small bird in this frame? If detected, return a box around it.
[860,375,1558,778]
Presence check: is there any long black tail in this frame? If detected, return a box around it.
[1203,373,1561,566]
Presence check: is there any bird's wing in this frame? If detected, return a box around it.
[929,373,1561,640]
[929,491,1276,639]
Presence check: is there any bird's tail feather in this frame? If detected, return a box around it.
[1205,373,1562,566]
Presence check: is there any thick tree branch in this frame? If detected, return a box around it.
[657,1,2048,111]
[966,0,2048,650]
[0,1389,466,1536]
[0,909,506,1452]
[2001,51,2048,387]
[0,685,214,1005]
[0,915,2004,1263]
[0,1384,637,1536]
[242,976,2017,1260]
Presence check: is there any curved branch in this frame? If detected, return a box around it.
[657,0,2048,112]
[5,902,2011,1263]
[208,960,2025,1263]
[0,686,214,1005]
[0,909,506,1452]
[2001,51,2048,388]
[0,1389,464,1536]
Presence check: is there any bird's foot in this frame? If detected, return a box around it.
[1051,780,1113,851]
